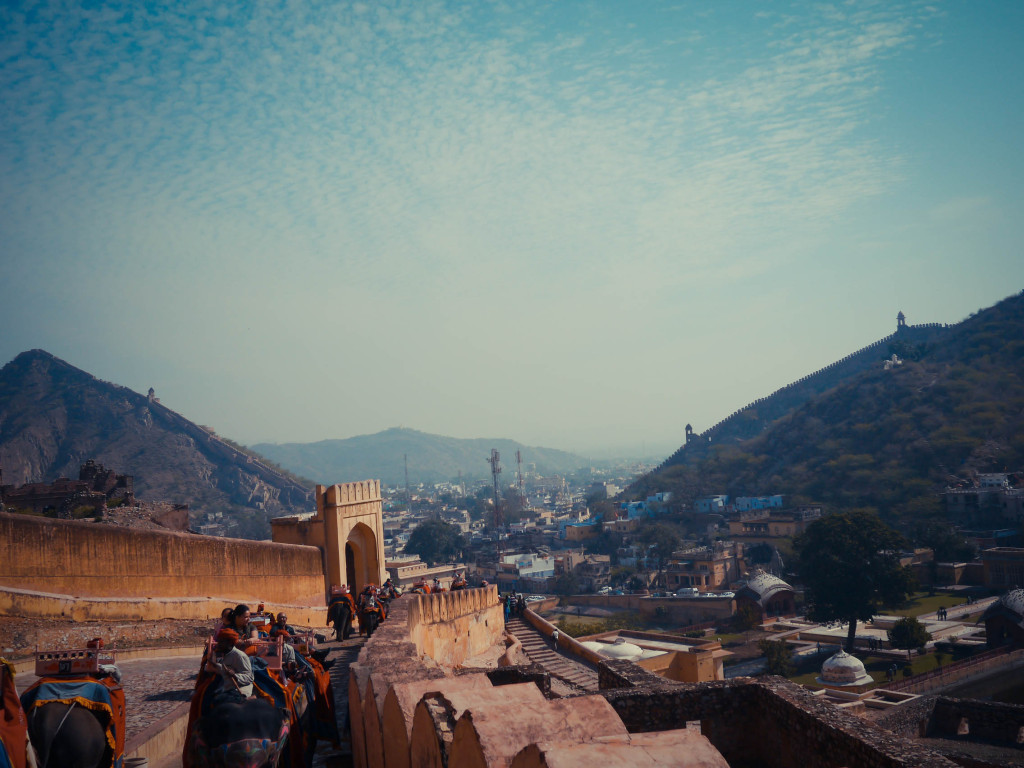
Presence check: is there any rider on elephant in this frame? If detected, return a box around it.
[205,629,254,701]
[272,612,297,636]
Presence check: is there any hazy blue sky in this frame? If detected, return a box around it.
[1,1,1021,457]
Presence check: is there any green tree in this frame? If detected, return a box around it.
[404,520,465,566]
[734,603,760,637]
[887,616,931,662]
[758,639,794,677]
[795,510,914,652]
[552,571,581,596]
[637,522,682,571]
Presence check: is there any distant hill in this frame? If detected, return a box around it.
[0,350,313,537]
[252,428,589,487]
[633,291,1024,528]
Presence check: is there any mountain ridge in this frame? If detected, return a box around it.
[632,290,1024,528]
[0,349,312,537]
[251,427,589,487]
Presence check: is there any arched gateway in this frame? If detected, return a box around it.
[271,480,387,597]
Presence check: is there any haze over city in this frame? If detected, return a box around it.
[1,0,1020,457]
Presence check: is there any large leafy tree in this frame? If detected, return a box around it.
[887,616,931,662]
[758,639,794,677]
[404,520,465,566]
[795,510,914,651]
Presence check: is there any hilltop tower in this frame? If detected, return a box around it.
[896,311,906,332]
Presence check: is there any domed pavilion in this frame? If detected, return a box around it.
[735,570,795,620]
[816,649,874,691]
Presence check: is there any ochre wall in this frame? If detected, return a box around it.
[406,586,504,668]
[0,512,326,617]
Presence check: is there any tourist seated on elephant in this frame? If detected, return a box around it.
[230,604,259,645]
[273,612,297,636]
[218,607,234,631]
[205,629,254,701]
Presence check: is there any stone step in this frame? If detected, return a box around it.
[504,619,599,692]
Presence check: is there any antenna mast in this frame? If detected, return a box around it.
[516,450,524,500]
[487,449,502,530]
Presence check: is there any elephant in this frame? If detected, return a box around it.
[28,702,108,768]
[327,598,353,641]
[191,697,289,768]
[360,602,383,638]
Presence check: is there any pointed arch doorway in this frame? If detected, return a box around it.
[344,522,381,595]
[345,542,357,591]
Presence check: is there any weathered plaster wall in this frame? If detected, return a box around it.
[0,512,326,618]
[406,586,504,668]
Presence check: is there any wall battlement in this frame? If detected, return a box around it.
[324,480,381,506]
[406,585,504,668]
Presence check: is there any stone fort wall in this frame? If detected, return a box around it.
[0,512,327,622]
[406,585,504,668]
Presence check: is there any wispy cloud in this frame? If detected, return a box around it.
[0,1,935,281]
[0,0,962,446]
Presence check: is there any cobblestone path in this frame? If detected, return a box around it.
[505,617,599,691]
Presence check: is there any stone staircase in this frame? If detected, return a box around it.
[312,634,367,768]
[504,617,599,692]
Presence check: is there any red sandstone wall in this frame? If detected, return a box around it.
[0,512,325,607]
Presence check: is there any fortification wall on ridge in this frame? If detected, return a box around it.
[0,512,326,619]
[658,322,949,472]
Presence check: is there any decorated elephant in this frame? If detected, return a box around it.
[189,697,289,768]
[359,595,385,638]
[327,596,354,641]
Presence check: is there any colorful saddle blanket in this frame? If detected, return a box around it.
[20,676,125,768]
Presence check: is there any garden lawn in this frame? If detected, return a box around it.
[890,593,968,618]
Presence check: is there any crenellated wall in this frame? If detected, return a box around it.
[406,585,504,668]
[0,512,326,620]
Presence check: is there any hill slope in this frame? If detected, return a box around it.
[0,350,312,537]
[252,427,588,487]
[634,291,1024,528]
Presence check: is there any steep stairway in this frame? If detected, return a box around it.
[505,617,599,692]
[312,633,368,768]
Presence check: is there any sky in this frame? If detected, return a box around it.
[1,0,1021,459]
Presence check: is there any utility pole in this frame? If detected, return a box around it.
[404,454,410,507]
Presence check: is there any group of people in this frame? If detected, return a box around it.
[208,602,305,699]
[409,571,483,595]
[503,592,526,621]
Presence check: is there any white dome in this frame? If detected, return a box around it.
[816,649,873,687]
[600,638,644,660]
